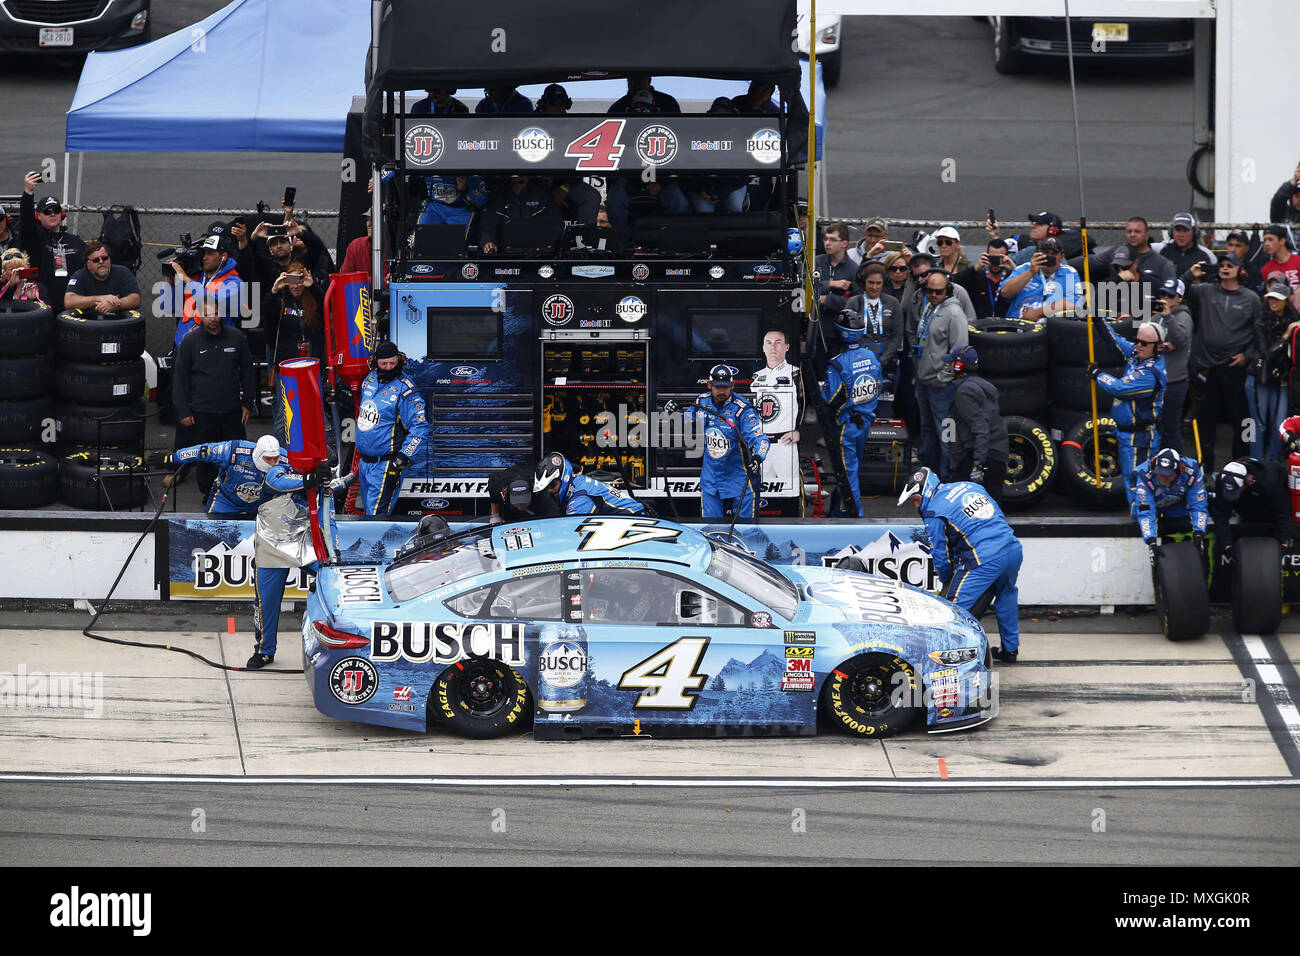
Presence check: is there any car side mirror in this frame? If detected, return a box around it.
[677,589,717,624]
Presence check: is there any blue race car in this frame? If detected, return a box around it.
[302,515,998,740]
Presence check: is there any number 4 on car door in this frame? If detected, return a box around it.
[618,637,711,709]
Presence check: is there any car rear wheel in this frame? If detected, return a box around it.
[820,653,920,738]
[993,17,1028,74]
[431,658,532,738]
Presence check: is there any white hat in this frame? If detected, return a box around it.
[253,435,281,473]
[932,225,961,242]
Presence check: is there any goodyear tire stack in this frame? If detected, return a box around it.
[0,302,58,507]
[1045,314,1135,509]
[967,318,1056,508]
[52,308,148,509]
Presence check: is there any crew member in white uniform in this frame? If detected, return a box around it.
[750,329,805,514]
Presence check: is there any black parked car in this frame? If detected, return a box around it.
[0,0,150,54]
[989,16,1193,74]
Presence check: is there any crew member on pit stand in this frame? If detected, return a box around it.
[247,461,352,669]
[665,366,769,521]
[749,329,805,511]
[355,341,430,515]
[488,463,561,524]
[150,435,284,516]
[1088,320,1167,485]
[1127,447,1209,557]
[533,452,647,516]
[1209,458,1293,562]
[820,309,882,518]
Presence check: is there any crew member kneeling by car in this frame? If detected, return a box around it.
[533,452,646,516]
[898,466,1022,663]
[355,341,430,516]
[489,463,561,524]
[1210,457,1293,557]
[1127,447,1209,557]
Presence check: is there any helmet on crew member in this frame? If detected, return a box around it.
[534,452,575,500]
[834,308,869,346]
[252,435,281,473]
[897,466,940,508]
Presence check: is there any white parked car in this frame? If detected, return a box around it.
[795,1,842,87]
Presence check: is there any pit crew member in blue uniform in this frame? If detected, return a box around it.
[533,452,647,516]
[665,366,769,521]
[1087,320,1168,484]
[899,466,1022,663]
[821,309,882,518]
[1127,447,1209,552]
[355,341,430,515]
[415,174,489,229]
[151,435,284,515]
[249,461,351,670]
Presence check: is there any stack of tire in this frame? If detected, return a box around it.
[1045,314,1136,509]
[0,301,58,508]
[967,318,1057,510]
[53,308,148,510]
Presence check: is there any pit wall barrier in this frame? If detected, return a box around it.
[0,512,1211,608]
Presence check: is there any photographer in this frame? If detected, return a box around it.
[63,240,142,313]
[268,262,325,443]
[1150,278,1193,455]
[954,239,1015,318]
[19,171,85,308]
[168,234,245,347]
[1269,163,1300,227]
[1000,237,1084,322]
[0,249,48,305]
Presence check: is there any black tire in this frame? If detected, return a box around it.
[985,370,1048,417]
[819,653,921,738]
[0,301,54,356]
[0,395,55,444]
[0,354,53,400]
[820,50,842,87]
[55,400,147,448]
[1046,314,1135,366]
[1001,415,1057,509]
[992,17,1027,74]
[1046,404,1090,439]
[54,358,145,406]
[1059,416,1126,508]
[1050,363,1124,410]
[1232,537,1283,634]
[54,309,146,362]
[430,658,532,738]
[0,446,58,509]
[1153,540,1210,641]
[58,448,147,510]
[969,318,1049,375]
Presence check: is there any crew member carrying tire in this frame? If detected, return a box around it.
[1087,320,1167,486]
[898,466,1023,663]
[820,309,882,518]
[1210,458,1291,634]
[945,345,1010,504]
[534,452,647,516]
[1128,448,1211,640]
[149,435,285,516]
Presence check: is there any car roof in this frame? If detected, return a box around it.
[490,515,713,573]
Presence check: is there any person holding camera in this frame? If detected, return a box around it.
[1183,253,1265,473]
[19,171,85,309]
[1149,278,1193,455]
[0,249,48,305]
[1249,282,1300,460]
[170,234,245,347]
[268,262,326,442]
[355,341,430,516]
[1269,163,1300,227]
[954,239,1015,319]
[1000,237,1085,322]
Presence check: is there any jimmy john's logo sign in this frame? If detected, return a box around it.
[404,124,445,167]
[370,621,526,665]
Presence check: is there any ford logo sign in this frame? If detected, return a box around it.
[410,264,435,274]
[724,365,739,376]
[754,264,777,275]
[421,498,451,510]
[449,366,483,377]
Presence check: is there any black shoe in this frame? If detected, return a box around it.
[991,646,1018,664]
[245,653,274,670]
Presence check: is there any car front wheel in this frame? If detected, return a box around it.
[820,653,921,738]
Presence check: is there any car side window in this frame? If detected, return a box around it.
[579,568,746,625]
[443,573,562,621]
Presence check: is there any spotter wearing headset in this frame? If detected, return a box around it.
[821,309,882,518]
[355,341,429,515]
[533,452,646,516]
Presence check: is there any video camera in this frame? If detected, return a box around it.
[157,233,202,276]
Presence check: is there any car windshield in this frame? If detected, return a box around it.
[705,540,799,620]
[386,528,501,603]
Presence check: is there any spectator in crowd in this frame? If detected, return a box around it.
[732,79,779,115]
[1251,282,1300,460]
[1269,163,1300,227]
[945,345,1009,503]
[172,295,256,498]
[19,172,85,308]
[954,239,1014,319]
[1210,457,1293,554]
[1001,237,1085,321]
[268,261,325,443]
[1087,320,1166,485]
[0,249,49,305]
[882,251,910,299]
[1260,225,1300,293]
[607,75,681,114]
[533,84,604,226]
[1151,278,1193,455]
[355,341,430,515]
[340,209,373,275]
[1184,253,1264,473]
[63,240,142,313]
[1006,210,1062,266]
[1225,228,1269,292]
[909,270,969,479]
[475,86,533,114]
[847,217,890,268]
[899,246,977,328]
[1085,217,1175,289]
[169,234,245,347]
[839,262,903,383]
[288,219,336,283]
[411,87,470,115]
[0,204,21,258]
[932,226,971,274]
[1154,212,1215,277]
[814,222,860,322]
[683,98,750,214]
[479,175,562,254]
[488,464,561,524]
